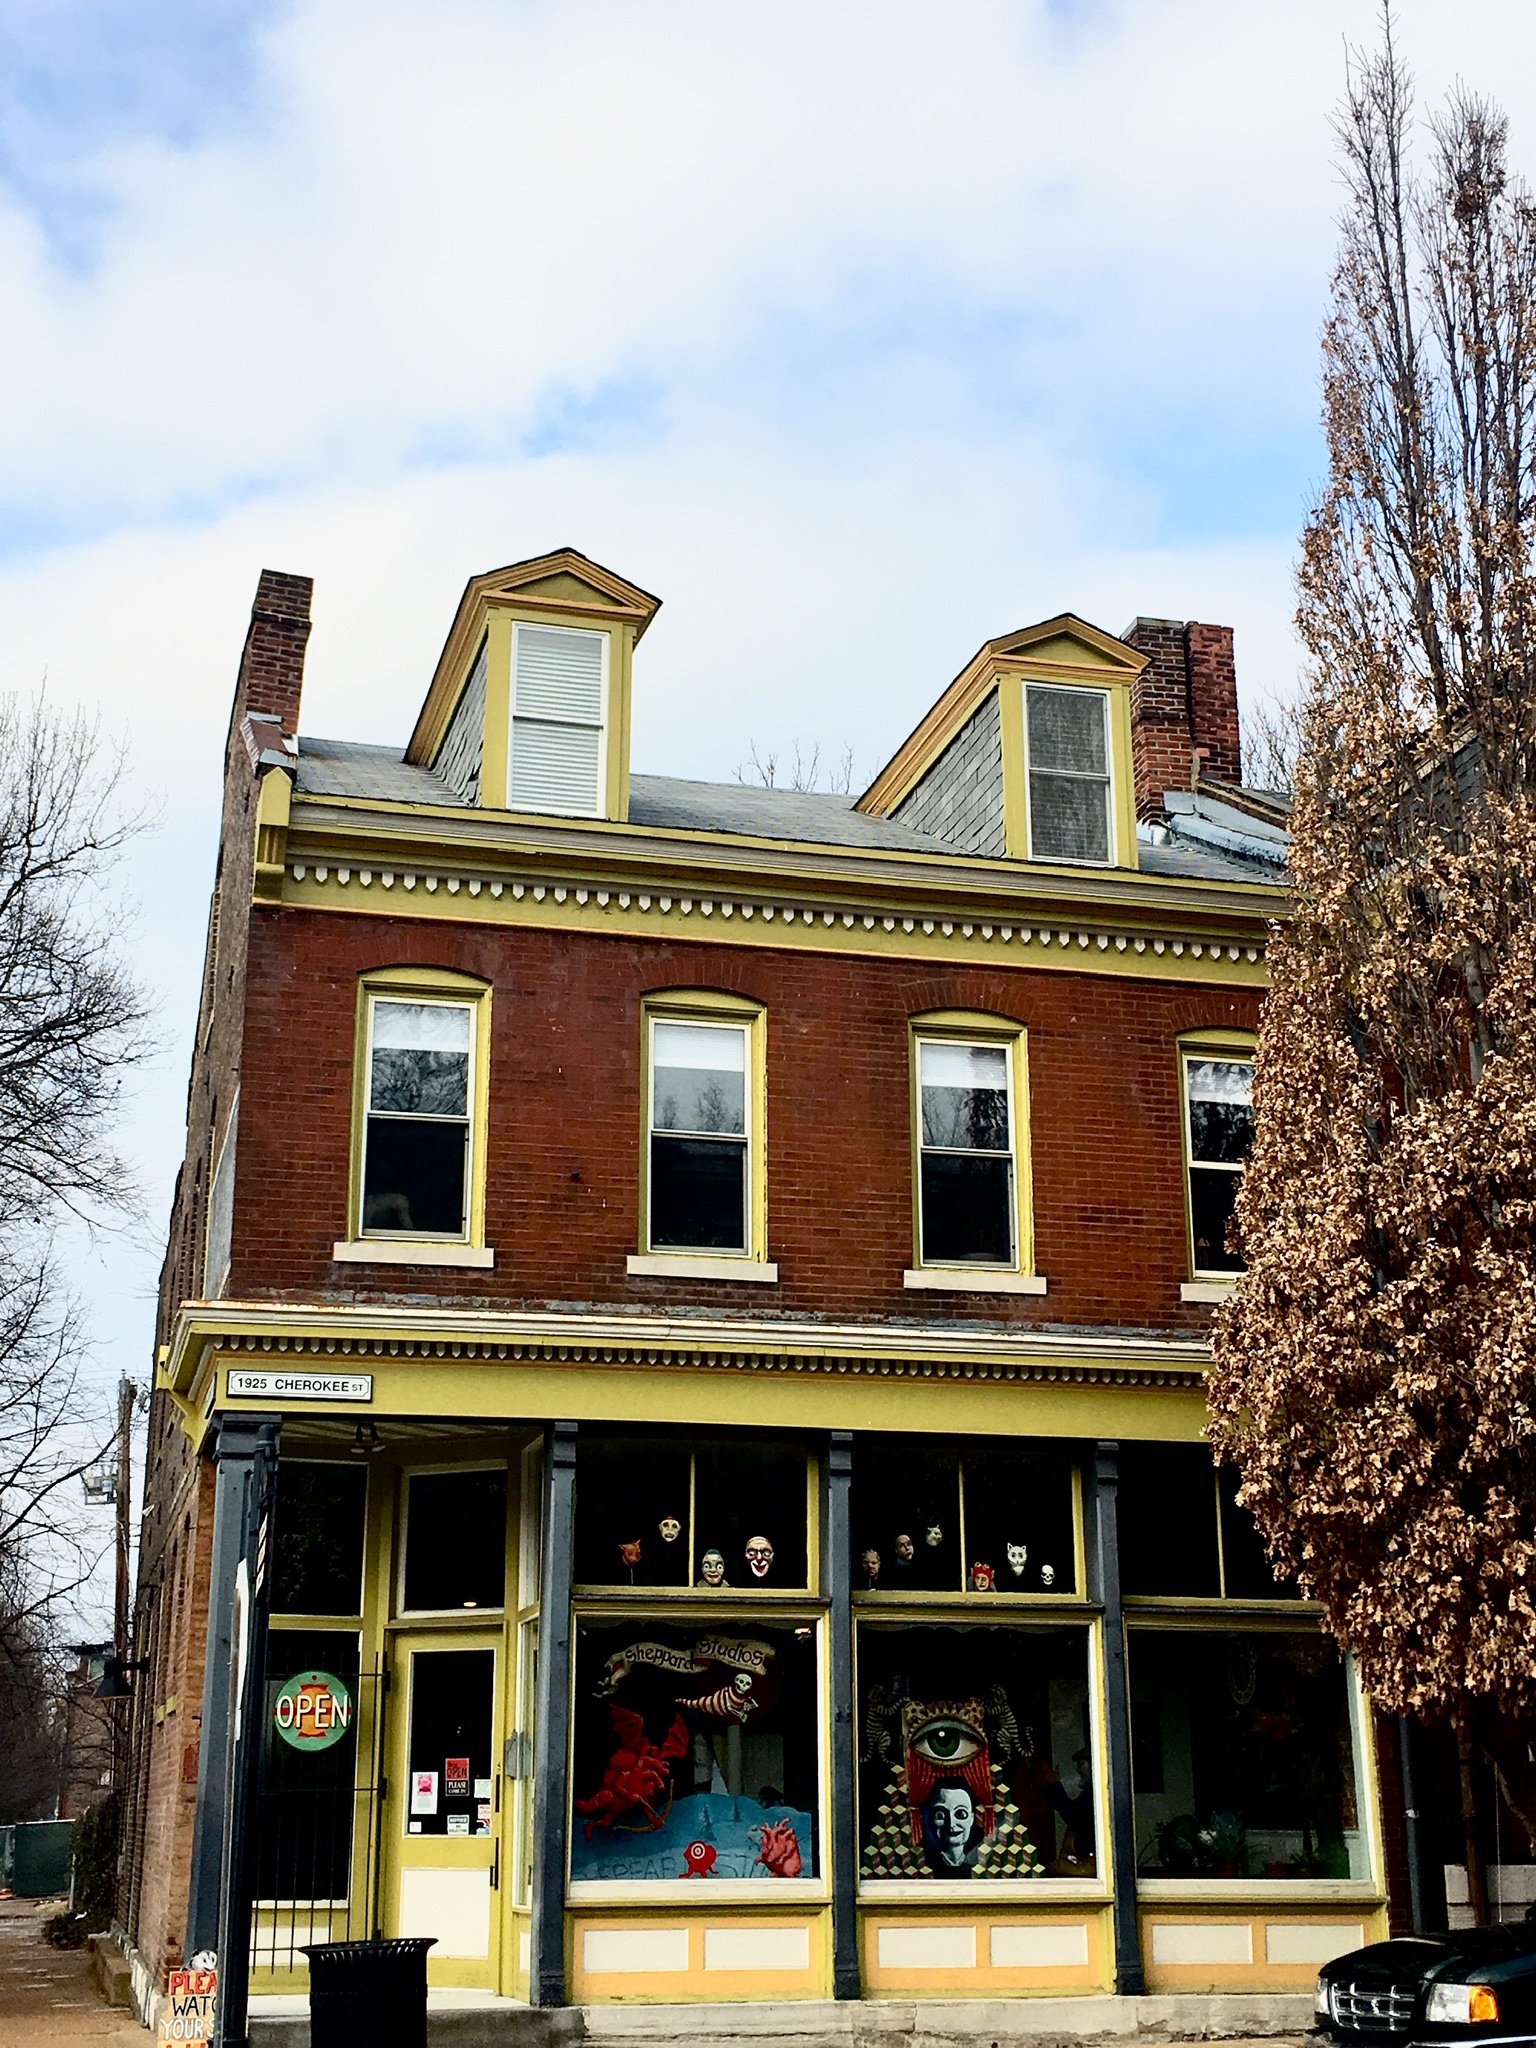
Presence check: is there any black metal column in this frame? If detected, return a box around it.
[186,1415,279,1970]
[1086,1441,1145,1996]
[530,1420,578,2008]
[825,1431,860,1999]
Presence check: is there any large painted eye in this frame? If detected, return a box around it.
[910,1716,982,1766]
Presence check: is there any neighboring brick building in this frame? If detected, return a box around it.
[117,552,1396,2033]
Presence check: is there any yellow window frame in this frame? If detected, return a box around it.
[347,966,493,1250]
[1177,1025,1257,1280]
[1000,674,1136,871]
[908,1009,1034,1276]
[639,988,767,1263]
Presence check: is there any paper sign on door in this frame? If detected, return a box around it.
[411,1771,438,1816]
[445,1756,471,1795]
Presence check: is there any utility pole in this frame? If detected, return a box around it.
[113,1377,136,1792]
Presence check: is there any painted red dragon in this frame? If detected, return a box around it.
[574,1705,691,1837]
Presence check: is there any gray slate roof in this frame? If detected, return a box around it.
[294,735,1276,883]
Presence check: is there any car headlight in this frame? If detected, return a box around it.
[1427,1983,1501,2025]
[1316,1979,1333,2018]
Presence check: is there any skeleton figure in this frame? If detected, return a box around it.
[983,1683,1023,1763]
[1006,1541,1028,1579]
[659,1516,681,1543]
[863,1673,910,1764]
[744,1535,774,1581]
[696,1548,729,1588]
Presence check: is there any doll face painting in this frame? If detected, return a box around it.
[659,1516,681,1543]
[894,1533,915,1562]
[699,1548,727,1587]
[745,1536,774,1581]
[1006,1542,1028,1577]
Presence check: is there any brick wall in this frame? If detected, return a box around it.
[126,572,313,1985]
[226,909,1258,1334]
[893,689,1005,856]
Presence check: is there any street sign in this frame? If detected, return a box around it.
[225,1371,373,1401]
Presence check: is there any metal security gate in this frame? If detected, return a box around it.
[249,1650,387,1976]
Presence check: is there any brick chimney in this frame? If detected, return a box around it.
[235,570,314,738]
[1122,616,1241,819]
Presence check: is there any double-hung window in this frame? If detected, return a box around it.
[361,997,475,1239]
[648,1019,750,1252]
[508,623,606,816]
[916,1038,1016,1266]
[1025,684,1112,863]
[1183,1054,1255,1275]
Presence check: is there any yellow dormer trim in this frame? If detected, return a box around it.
[856,612,1146,872]
[406,548,661,823]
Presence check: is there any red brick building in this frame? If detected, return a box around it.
[115,553,1399,2035]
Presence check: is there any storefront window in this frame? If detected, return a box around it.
[852,1438,1075,1595]
[254,1629,361,1903]
[569,1618,819,1883]
[400,1467,507,1612]
[574,1431,810,1592]
[857,1623,1096,1880]
[1129,1630,1368,1879]
[1118,1444,1297,1601]
[272,1463,367,1616]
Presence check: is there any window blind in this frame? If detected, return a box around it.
[509,625,605,814]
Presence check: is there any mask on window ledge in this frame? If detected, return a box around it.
[697,1548,729,1588]
[744,1536,774,1582]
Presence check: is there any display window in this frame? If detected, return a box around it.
[399,1466,507,1614]
[857,1622,1097,1882]
[1128,1629,1370,1881]
[574,1431,811,1592]
[852,1436,1075,1596]
[1118,1444,1298,1602]
[271,1463,367,1616]
[568,1618,819,1885]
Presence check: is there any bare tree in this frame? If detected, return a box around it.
[736,740,857,794]
[1208,13,1536,1923]
[0,693,152,1741]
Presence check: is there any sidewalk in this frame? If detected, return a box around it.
[0,1896,145,2045]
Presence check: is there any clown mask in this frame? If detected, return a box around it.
[745,1536,774,1581]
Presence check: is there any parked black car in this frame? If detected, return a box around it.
[1318,1928,1536,2045]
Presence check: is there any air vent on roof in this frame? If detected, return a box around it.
[509,624,606,816]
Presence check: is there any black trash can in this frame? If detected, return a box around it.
[302,1937,436,2048]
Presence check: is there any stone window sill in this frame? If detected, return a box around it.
[903,1268,1048,1295]
[627,1253,779,1283]
[332,1239,495,1269]
[1181,1278,1237,1304]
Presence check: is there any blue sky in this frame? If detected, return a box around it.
[6,0,1535,1622]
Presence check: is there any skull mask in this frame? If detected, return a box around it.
[658,1516,681,1543]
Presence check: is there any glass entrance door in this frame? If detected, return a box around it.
[384,1634,502,1987]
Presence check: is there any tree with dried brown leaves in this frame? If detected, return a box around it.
[1208,19,1536,1924]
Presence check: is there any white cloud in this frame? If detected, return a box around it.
[8,0,1536,1598]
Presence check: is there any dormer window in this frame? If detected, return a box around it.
[1025,684,1112,864]
[509,623,607,816]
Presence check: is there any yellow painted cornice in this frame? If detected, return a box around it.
[406,548,662,769]
[856,613,1147,817]
[285,794,1284,927]
[161,1297,1211,1406]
